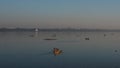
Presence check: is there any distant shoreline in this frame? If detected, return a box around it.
[0,28,120,32]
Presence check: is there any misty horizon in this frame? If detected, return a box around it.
[1,0,120,29]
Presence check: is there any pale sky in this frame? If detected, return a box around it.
[0,0,120,29]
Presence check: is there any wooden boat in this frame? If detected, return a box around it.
[53,48,62,56]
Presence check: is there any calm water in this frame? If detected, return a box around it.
[0,31,120,68]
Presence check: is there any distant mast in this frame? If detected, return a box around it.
[35,28,38,32]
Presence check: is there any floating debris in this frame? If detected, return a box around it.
[114,50,118,52]
[85,37,90,40]
[104,34,106,37]
[53,48,63,56]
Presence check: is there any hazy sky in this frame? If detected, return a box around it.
[0,0,120,29]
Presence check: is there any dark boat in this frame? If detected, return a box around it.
[44,38,57,40]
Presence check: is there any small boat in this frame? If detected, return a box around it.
[44,38,57,40]
[53,48,62,56]
[85,37,90,40]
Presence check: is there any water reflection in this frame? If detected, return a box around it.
[29,31,39,37]
[35,31,39,37]
[39,48,63,56]
[39,52,53,56]
[1,31,120,68]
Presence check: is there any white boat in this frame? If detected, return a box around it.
[35,28,38,32]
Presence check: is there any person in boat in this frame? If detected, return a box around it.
[53,48,62,56]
